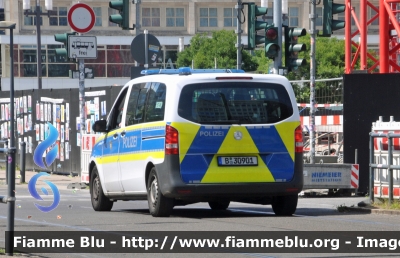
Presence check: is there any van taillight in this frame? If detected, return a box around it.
[295,126,303,153]
[165,125,179,155]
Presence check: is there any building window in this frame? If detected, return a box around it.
[223,8,237,27]
[49,7,67,26]
[24,6,43,26]
[93,7,102,26]
[337,8,355,26]
[266,8,273,25]
[369,8,379,25]
[200,8,218,27]
[167,8,185,27]
[316,7,322,26]
[166,8,184,27]
[142,8,160,27]
[289,7,299,27]
[12,44,136,78]
[106,45,135,77]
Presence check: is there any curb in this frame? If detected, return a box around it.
[347,207,400,216]
[67,182,88,190]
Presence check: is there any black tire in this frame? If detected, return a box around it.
[208,201,230,210]
[147,168,174,217]
[271,194,298,216]
[90,166,113,211]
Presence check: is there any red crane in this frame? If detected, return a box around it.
[345,0,400,73]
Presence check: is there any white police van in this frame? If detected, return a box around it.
[89,67,303,217]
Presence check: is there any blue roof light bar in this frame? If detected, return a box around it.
[140,67,245,75]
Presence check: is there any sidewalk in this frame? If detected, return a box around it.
[0,169,86,191]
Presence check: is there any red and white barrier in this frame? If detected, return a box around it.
[373,130,400,151]
[300,115,343,126]
[372,117,400,198]
[351,164,359,189]
[298,103,343,108]
[82,134,98,151]
[374,186,400,197]
[81,134,100,184]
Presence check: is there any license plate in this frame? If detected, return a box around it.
[217,156,258,166]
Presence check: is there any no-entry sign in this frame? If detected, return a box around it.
[68,3,95,34]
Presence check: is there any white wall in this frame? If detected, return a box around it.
[1,77,130,91]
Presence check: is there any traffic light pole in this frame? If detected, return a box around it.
[272,0,282,74]
[236,0,243,70]
[24,1,56,90]
[79,58,86,146]
[309,0,317,164]
[144,29,148,70]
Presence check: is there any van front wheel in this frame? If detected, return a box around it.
[90,166,113,211]
[271,194,298,216]
[147,168,174,217]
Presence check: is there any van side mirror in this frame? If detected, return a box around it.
[92,120,107,133]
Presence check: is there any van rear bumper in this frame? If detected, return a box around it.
[156,154,303,200]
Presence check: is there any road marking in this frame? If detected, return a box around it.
[0,215,95,231]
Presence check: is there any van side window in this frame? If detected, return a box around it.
[107,88,128,131]
[125,84,142,126]
[144,82,166,122]
[134,88,148,124]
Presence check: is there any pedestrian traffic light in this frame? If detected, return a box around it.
[109,0,135,30]
[247,2,268,50]
[285,27,307,71]
[322,0,345,37]
[264,25,280,59]
[54,32,77,59]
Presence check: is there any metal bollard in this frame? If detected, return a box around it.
[20,142,26,184]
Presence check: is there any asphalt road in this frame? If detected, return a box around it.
[1,173,400,258]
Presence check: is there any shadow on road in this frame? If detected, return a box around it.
[112,205,369,219]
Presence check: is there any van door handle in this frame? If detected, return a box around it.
[120,131,126,137]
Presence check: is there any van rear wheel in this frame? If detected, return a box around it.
[271,194,298,216]
[147,168,174,217]
[208,201,230,210]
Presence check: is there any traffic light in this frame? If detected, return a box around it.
[322,0,345,37]
[264,25,280,59]
[285,27,307,71]
[247,3,268,50]
[109,0,134,30]
[54,32,77,59]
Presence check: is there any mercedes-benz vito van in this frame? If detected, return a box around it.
[89,67,303,217]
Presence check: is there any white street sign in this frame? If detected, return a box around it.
[68,36,97,59]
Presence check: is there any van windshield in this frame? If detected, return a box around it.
[178,82,293,124]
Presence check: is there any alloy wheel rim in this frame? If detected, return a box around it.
[150,177,158,205]
[93,177,99,201]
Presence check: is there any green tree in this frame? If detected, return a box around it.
[251,49,274,73]
[176,30,258,71]
[282,34,346,81]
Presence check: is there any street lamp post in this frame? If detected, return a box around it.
[23,0,55,90]
[0,20,17,256]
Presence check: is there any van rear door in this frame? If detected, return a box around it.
[174,81,300,184]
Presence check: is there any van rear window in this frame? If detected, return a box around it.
[178,82,293,124]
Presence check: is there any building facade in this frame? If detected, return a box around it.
[0,0,379,91]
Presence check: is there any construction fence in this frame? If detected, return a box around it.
[0,86,122,174]
[291,78,344,158]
